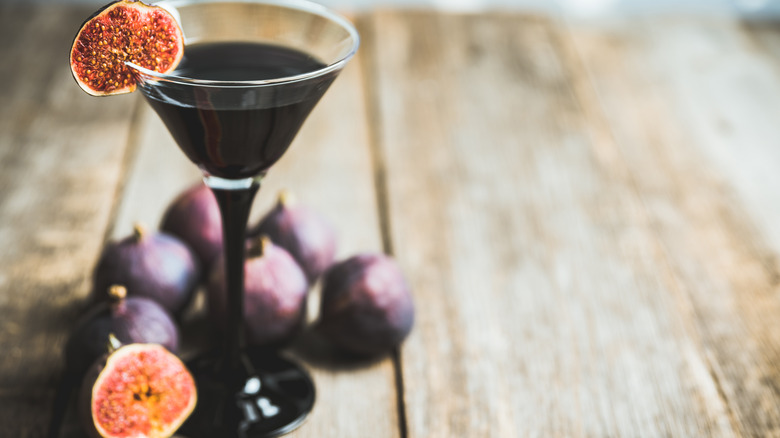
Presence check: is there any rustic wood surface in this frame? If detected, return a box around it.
[4,3,780,437]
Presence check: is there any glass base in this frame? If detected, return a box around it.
[179,348,315,438]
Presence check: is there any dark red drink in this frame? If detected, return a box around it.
[140,41,337,436]
[143,42,333,179]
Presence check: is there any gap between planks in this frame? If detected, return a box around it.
[99,97,146,244]
[357,12,410,438]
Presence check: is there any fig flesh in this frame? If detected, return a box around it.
[79,342,196,438]
[160,183,223,273]
[250,190,337,284]
[317,254,414,357]
[66,285,180,377]
[92,224,200,315]
[207,237,308,347]
[70,0,184,96]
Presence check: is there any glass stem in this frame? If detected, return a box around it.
[207,177,261,383]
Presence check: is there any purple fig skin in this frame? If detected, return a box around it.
[249,191,337,284]
[207,238,308,347]
[92,226,200,315]
[79,352,109,438]
[160,182,223,272]
[317,253,414,357]
[78,337,123,438]
[65,292,179,377]
[79,363,102,438]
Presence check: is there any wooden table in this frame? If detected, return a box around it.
[5,3,780,437]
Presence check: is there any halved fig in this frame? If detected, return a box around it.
[79,342,196,438]
[70,0,184,96]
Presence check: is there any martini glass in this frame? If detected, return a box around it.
[128,1,359,436]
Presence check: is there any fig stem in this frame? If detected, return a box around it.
[278,189,296,207]
[108,285,127,301]
[247,235,272,258]
[133,223,147,241]
[107,333,122,354]
[259,235,272,257]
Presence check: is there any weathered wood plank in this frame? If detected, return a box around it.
[0,2,139,436]
[366,10,742,437]
[567,16,780,436]
[0,390,52,438]
[108,105,203,240]
[267,55,401,438]
[93,34,401,438]
[12,4,780,438]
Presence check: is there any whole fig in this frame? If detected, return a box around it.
[92,224,200,315]
[317,254,414,357]
[79,338,196,438]
[160,182,223,272]
[250,190,336,284]
[65,285,180,377]
[208,237,308,347]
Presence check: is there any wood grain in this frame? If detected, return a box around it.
[567,16,780,436]
[362,10,780,437]
[265,56,401,438]
[0,3,139,436]
[9,5,780,438]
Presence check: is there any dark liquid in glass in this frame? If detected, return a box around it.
[142,42,334,437]
[144,42,333,179]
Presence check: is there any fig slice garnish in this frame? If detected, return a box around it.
[86,343,196,438]
[70,0,184,96]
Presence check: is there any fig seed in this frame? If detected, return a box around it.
[78,343,196,438]
[69,0,184,96]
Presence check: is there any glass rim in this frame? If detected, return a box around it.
[128,0,360,88]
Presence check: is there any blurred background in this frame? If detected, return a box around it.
[3,0,780,17]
